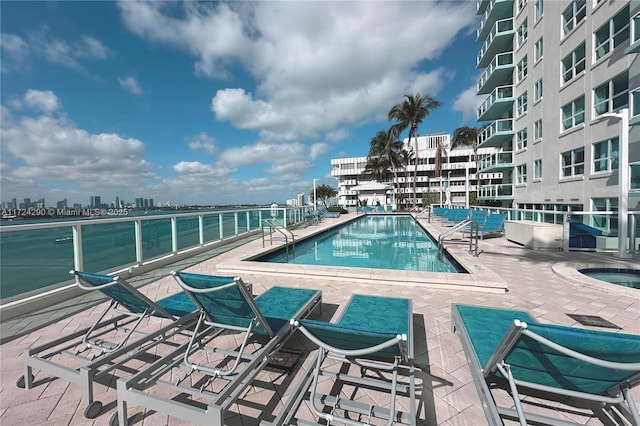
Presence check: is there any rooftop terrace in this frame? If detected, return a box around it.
[1,212,638,425]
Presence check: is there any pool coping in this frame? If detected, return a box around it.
[216,214,510,294]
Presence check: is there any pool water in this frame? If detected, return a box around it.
[256,215,465,273]
[579,268,640,289]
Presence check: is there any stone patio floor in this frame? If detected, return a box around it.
[1,212,638,425]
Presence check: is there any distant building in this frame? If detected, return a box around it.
[90,196,101,208]
[331,133,500,208]
[56,199,68,209]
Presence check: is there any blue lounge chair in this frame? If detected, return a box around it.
[463,212,506,239]
[452,303,640,425]
[114,271,322,426]
[265,294,416,426]
[17,270,198,419]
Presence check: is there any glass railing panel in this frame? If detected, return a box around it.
[142,218,172,260]
[237,212,249,233]
[221,212,236,238]
[203,214,221,243]
[82,222,136,273]
[497,119,513,132]
[176,217,200,250]
[0,226,75,300]
[477,18,514,65]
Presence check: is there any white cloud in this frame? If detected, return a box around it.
[23,89,61,114]
[218,141,307,168]
[118,76,143,95]
[0,33,30,72]
[1,28,109,72]
[119,1,477,142]
[1,91,155,194]
[186,132,217,154]
[452,85,484,125]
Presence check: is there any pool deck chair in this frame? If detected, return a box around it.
[17,270,198,419]
[462,213,506,239]
[114,271,322,426]
[451,303,640,425]
[265,294,416,426]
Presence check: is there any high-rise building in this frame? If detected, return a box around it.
[90,196,101,208]
[474,0,639,223]
[115,196,120,209]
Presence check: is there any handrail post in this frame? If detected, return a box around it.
[218,213,224,239]
[562,214,571,252]
[171,217,178,253]
[72,224,83,271]
[134,220,143,264]
[198,215,204,245]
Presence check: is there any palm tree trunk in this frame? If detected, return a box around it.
[412,125,418,208]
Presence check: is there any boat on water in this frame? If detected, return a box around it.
[55,236,73,243]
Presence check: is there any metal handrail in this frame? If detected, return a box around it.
[468,221,479,256]
[262,219,295,258]
[438,219,471,258]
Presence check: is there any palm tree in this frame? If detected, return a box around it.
[434,141,448,205]
[368,128,405,203]
[452,126,481,200]
[452,126,480,167]
[363,156,390,181]
[388,93,442,207]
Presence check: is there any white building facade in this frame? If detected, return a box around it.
[475,0,640,219]
[331,133,501,209]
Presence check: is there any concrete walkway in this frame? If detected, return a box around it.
[1,212,638,425]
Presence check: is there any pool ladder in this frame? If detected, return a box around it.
[262,219,295,258]
[437,219,479,258]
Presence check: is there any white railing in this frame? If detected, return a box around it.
[0,207,309,303]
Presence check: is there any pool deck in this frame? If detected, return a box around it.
[1,211,639,425]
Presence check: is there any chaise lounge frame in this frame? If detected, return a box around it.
[451,303,640,426]
[113,270,322,426]
[17,270,199,419]
[264,294,416,426]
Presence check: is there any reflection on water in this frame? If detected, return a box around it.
[261,215,464,273]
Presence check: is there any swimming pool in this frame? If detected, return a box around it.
[254,215,466,273]
[579,268,640,290]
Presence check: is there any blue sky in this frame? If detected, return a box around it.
[1,1,482,207]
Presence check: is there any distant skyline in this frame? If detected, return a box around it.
[1,1,483,206]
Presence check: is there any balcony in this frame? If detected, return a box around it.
[477,85,513,121]
[477,52,513,95]
[477,18,514,69]
[477,0,490,16]
[478,119,513,149]
[477,183,514,200]
[478,151,514,173]
[477,0,514,42]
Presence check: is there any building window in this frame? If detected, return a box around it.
[592,197,617,232]
[534,37,543,62]
[517,18,528,48]
[517,55,528,83]
[517,164,527,184]
[534,0,543,22]
[534,79,542,102]
[534,159,542,179]
[561,147,584,177]
[517,92,528,116]
[633,13,640,44]
[562,43,585,84]
[594,6,630,60]
[594,72,629,117]
[534,119,542,140]
[517,128,528,150]
[517,0,527,13]
[562,96,585,130]
[562,0,586,36]
[633,89,640,118]
[593,137,619,173]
